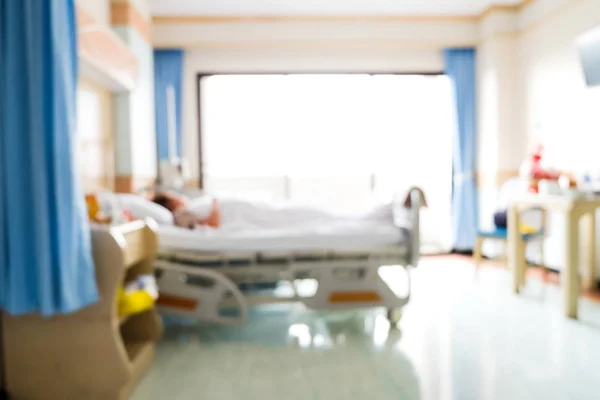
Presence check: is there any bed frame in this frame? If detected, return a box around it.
[153,188,426,325]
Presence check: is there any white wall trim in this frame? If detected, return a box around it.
[152,0,589,50]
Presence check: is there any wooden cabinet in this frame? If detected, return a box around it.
[2,219,163,400]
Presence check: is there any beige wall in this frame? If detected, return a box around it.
[476,32,521,231]
[518,0,600,174]
[112,0,157,192]
[76,0,157,191]
[75,0,157,193]
[76,0,113,192]
[76,0,110,25]
[77,79,114,192]
[477,0,600,178]
[153,18,479,49]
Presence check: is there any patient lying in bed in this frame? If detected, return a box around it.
[151,190,401,232]
[152,192,221,229]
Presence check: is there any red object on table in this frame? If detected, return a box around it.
[526,144,560,193]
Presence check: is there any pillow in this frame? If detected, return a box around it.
[94,191,126,224]
[115,193,174,225]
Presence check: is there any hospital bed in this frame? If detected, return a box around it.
[119,188,426,326]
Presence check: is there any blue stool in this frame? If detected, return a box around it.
[474,224,546,270]
[475,177,547,273]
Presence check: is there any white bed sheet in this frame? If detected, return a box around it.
[200,197,397,231]
[158,222,408,253]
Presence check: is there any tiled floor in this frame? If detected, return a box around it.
[132,256,600,400]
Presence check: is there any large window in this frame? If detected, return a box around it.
[200,74,453,252]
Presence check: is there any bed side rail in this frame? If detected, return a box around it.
[393,187,427,268]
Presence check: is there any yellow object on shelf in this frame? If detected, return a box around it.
[118,288,155,317]
[118,274,159,318]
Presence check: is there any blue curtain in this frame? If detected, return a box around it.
[444,48,478,251]
[154,49,184,160]
[0,0,98,315]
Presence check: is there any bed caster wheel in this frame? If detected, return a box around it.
[387,308,403,324]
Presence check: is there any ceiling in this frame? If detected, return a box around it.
[151,0,524,17]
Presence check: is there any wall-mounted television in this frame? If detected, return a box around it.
[577,26,600,87]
